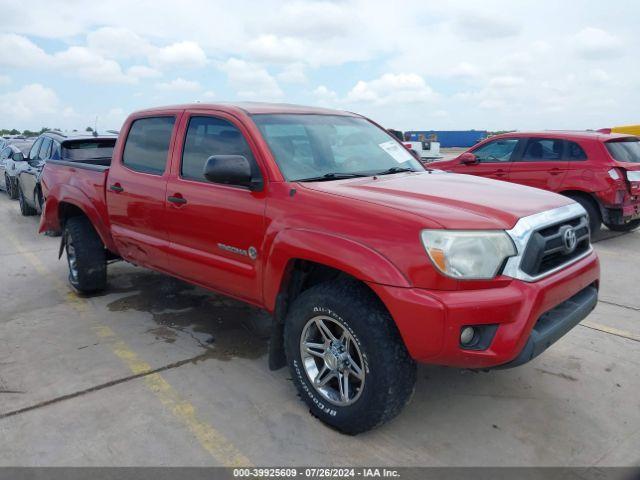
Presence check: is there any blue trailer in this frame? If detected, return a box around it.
[405,130,487,148]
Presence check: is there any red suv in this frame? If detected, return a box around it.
[432,131,640,234]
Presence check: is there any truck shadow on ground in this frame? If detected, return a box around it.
[99,268,271,362]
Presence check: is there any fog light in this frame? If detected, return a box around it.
[460,326,476,346]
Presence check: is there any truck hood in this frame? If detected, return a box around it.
[299,171,574,230]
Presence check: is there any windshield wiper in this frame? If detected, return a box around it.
[296,172,370,182]
[374,166,416,175]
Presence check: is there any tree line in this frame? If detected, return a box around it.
[1,126,96,137]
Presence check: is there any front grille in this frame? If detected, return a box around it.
[519,215,590,277]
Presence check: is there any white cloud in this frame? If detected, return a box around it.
[87,26,152,59]
[0,84,60,121]
[0,34,50,67]
[0,75,10,86]
[346,73,437,106]
[156,77,202,92]
[313,85,338,106]
[453,13,521,41]
[219,58,283,99]
[277,63,307,84]
[266,1,351,41]
[247,35,307,64]
[53,46,134,84]
[150,41,207,69]
[573,27,624,59]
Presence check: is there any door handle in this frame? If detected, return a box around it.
[110,183,124,193]
[495,169,507,177]
[167,194,187,205]
[549,168,562,176]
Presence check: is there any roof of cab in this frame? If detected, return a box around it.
[131,102,359,117]
[494,130,635,142]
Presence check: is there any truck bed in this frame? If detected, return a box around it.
[39,159,113,248]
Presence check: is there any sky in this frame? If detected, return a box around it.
[0,0,638,133]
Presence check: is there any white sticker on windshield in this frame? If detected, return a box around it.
[378,140,413,163]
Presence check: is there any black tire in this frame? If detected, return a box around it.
[18,183,38,216]
[284,279,416,435]
[567,194,601,236]
[7,176,18,200]
[605,219,640,232]
[63,216,107,293]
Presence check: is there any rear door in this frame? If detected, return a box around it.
[163,112,267,303]
[0,147,10,189]
[106,114,180,271]
[455,138,521,180]
[508,137,568,191]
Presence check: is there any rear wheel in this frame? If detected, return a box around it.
[18,184,38,216]
[7,176,18,200]
[63,216,107,293]
[284,279,416,435]
[567,194,601,236]
[605,219,640,232]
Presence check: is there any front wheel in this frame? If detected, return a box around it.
[64,216,107,293]
[284,279,416,435]
[605,219,640,232]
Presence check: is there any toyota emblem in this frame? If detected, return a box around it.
[563,227,577,253]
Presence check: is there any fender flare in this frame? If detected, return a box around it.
[40,184,117,252]
[262,228,410,311]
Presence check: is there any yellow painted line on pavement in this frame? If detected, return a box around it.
[581,320,640,343]
[4,227,251,467]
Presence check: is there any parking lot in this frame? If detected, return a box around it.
[0,191,638,467]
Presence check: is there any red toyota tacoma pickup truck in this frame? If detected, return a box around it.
[432,131,640,234]
[39,103,600,434]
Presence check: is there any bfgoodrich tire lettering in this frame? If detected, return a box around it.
[284,279,416,434]
[64,216,107,293]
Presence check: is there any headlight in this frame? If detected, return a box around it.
[627,170,640,182]
[420,230,516,279]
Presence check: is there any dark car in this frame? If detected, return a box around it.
[16,131,117,216]
[1,139,34,199]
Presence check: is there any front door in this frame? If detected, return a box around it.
[106,114,179,271]
[164,112,267,304]
[457,138,521,181]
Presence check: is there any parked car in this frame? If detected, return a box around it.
[16,131,117,216]
[40,103,599,434]
[1,139,34,199]
[431,131,640,233]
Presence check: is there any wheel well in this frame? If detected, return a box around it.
[58,202,87,228]
[268,259,383,370]
[560,190,603,219]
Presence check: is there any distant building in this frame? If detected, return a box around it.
[405,130,487,148]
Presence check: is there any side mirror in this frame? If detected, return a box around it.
[459,152,478,165]
[203,155,263,191]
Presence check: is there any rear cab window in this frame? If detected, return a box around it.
[62,139,116,163]
[123,116,176,174]
[605,138,640,163]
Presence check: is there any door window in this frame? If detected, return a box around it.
[472,139,519,163]
[36,137,52,160]
[566,141,587,160]
[122,116,175,175]
[181,116,258,183]
[522,138,563,161]
[28,137,43,160]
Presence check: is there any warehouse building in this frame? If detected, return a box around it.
[405,130,488,148]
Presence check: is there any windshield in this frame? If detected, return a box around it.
[62,139,116,161]
[606,138,640,164]
[252,114,423,181]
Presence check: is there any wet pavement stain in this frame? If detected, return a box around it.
[104,270,271,361]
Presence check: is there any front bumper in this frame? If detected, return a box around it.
[368,250,600,369]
